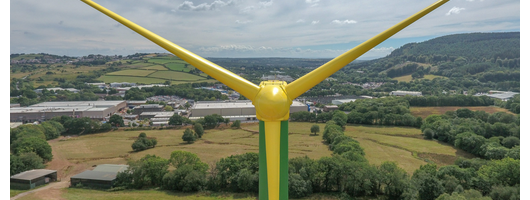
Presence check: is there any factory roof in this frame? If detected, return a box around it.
[189,115,257,120]
[11,169,56,181]
[193,100,306,109]
[30,101,125,107]
[139,112,175,116]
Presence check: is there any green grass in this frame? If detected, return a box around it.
[147,71,205,81]
[410,106,515,118]
[392,74,446,82]
[165,63,190,72]
[52,125,331,167]
[141,65,168,70]
[96,76,167,84]
[106,70,157,77]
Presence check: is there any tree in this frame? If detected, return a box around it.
[164,105,174,111]
[332,111,348,128]
[10,152,45,176]
[11,136,53,162]
[194,123,204,138]
[109,114,125,127]
[182,128,197,144]
[169,114,184,126]
[131,133,157,151]
[224,118,230,126]
[310,125,320,136]
[501,136,519,148]
[423,128,434,140]
[115,154,169,189]
[231,120,241,129]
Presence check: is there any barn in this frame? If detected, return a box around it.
[70,164,128,189]
[10,169,57,190]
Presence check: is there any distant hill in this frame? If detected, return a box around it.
[345,32,520,77]
[388,32,519,60]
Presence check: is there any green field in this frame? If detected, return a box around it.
[147,71,205,81]
[51,124,331,167]
[165,63,190,72]
[18,188,347,200]
[343,125,474,174]
[410,106,514,118]
[96,76,167,84]
[141,65,168,70]
[106,70,157,77]
[392,74,446,82]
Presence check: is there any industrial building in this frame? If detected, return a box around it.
[139,111,175,120]
[10,101,127,123]
[70,164,128,189]
[476,91,519,101]
[190,100,308,120]
[331,99,356,105]
[132,104,164,114]
[11,169,57,190]
[389,90,422,96]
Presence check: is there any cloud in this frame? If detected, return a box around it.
[466,0,484,1]
[241,0,273,13]
[331,20,357,25]
[235,20,252,24]
[446,7,466,16]
[305,0,319,7]
[311,20,319,25]
[177,0,235,11]
[296,19,305,23]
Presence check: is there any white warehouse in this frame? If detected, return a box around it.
[389,91,422,96]
[190,100,308,119]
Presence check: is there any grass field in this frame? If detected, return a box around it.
[147,71,205,81]
[410,106,514,118]
[106,70,157,77]
[51,124,331,168]
[19,188,349,200]
[97,76,167,84]
[342,125,474,174]
[141,65,168,70]
[165,63,190,72]
[392,74,446,82]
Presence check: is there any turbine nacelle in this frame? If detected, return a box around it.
[254,81,291,122]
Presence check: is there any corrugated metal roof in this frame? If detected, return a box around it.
[11,169,56,181]
[70,170,118,181]
[93,164,128,173]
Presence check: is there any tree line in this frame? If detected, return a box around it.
[421,108,519,160]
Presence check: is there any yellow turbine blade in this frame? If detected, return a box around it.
[81,0,259,100]
[285,0,449,100]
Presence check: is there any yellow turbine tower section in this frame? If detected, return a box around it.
[80,0,450,199]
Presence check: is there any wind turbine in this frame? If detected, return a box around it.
[80,0,449,199]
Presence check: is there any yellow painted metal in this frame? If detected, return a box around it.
[80,0,259,101]
[285,0,450,100]
[254,81,291,122]
[264,121,281,200]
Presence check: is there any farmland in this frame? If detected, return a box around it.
[410,106,514,118]
[50,122,471,176]
[147,71,205,81]
[96,76,167,84]
[392,74,446,82]
[106,69,157,77]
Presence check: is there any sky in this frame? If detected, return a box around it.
[10,0,520,60]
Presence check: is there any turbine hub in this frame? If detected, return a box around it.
[253,81,292,122]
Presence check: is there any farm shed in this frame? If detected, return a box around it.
[11,169,57,190]
[70,164,128,189]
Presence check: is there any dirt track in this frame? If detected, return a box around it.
[11,136,91,200]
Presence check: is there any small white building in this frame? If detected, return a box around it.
[389,91,422,96]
